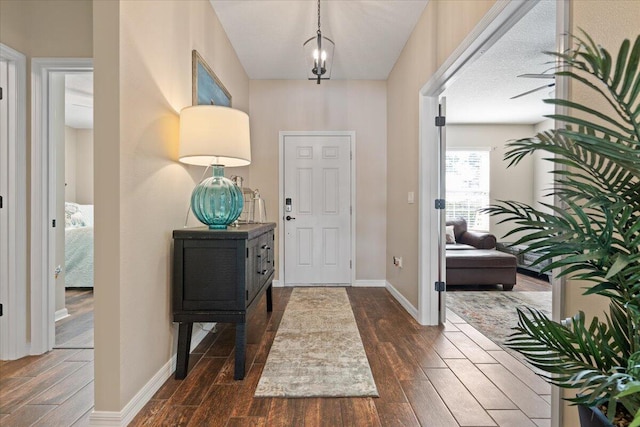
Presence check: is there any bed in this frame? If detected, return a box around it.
[65,202,94,288]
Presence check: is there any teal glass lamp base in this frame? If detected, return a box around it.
[191,165,243,229]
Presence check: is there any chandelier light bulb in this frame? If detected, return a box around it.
[303,0,334,84]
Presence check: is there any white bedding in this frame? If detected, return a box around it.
[65,203,94,288]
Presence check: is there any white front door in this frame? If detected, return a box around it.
[283,134,352,285]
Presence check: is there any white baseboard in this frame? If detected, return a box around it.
[54,308,69,322]
[385,281,419,322]
[272,279,284,287]
[89,323,215,426]
[353,280,386,288]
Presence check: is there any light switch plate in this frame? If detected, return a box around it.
[408,192,415,204]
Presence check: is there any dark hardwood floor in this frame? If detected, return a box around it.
[131,286,551,427]
[55,288,94,349]
[446,271,551,293]
[1,277,551,427]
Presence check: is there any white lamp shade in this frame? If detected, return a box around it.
[179,105,251,167]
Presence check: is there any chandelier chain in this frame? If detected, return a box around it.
[317,0,321,32]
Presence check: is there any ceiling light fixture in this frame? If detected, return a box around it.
[303,0,334,84]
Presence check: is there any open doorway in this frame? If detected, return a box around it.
[54,72,94,349]
[441,0,555,345]
[30,58,93,355]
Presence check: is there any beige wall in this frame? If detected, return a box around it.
[64,127,95,204]
[563,2,640,424]
[249,80,387,282]
[386,0,496,308]
[532,119,554,213]
[447,124,535,241]
[0,0,92,57]
[567,0,639,353]
[65,127,78,203]
[94,0,250,411]
[76,129,94,204]
[0,0,93,335]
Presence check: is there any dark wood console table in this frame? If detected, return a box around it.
[172,223,276,380]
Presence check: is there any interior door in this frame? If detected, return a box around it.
[437,98,447,324]
[283,134,351,285]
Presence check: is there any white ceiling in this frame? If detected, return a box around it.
[210,0,428,80]
[65,73,93,129]
[212,0,556,125]
[440,0,556,124]
[63,1,555,127]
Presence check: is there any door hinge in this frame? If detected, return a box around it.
[350,260,352,269]
[435,116,446,127]
[434,199,445,209]
[350,151,353,160]
[246,290,249,300]
[246,248,249,258]
[435,281,446,292]
[52,219,56,227]
[0,303,3,317]
[0,87,3,101]
[350,206,352,215]
[0,195,3,209]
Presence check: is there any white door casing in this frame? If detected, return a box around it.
[280,132,354,286]
[0,44,27,360]
[30,58,93,354]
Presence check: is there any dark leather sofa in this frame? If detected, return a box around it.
[446,218,517,291]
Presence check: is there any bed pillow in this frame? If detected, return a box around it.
[65,202,86,228]
[445,225,456,244]
[78,204,94,227]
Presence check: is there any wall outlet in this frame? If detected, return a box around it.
[393,256,403,268]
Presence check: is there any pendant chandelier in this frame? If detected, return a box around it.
[303,0,334,84]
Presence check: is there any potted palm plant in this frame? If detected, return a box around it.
[486,31,640,427]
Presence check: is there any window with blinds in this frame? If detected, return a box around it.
[445,149,490,231]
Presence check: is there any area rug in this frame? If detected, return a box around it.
[255,287,379,398]
[447,291,552,346]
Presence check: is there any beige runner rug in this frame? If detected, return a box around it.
[254,287,379,397]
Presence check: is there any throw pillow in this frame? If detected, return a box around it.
[445,225,456,244]
[65,202,86,228]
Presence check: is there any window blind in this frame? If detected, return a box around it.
[445,149,490,231]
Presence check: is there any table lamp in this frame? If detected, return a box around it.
[179,105,251,229]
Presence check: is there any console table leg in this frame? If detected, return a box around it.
[234,322,247,380]
[175,322,193,379]
[266,284,273,312]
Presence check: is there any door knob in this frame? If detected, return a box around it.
[285,215,296,221]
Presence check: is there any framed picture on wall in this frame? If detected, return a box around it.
[191,50,232,107]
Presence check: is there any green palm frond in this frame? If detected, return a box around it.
[485,31,640,423]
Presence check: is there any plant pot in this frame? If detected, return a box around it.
[578,405,613,427]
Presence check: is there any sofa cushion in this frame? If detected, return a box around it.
[446,243,477,250]
[446,218,468,242]
[446,249,516,269]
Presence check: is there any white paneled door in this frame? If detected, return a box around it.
[283,134,352,285]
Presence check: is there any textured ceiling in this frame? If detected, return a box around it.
[443,0,556,124]
[65,73,93,129]
[210,0,429,80]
